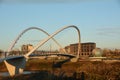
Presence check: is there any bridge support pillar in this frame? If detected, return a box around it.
[4,57,26,76]
[70,58,79,62]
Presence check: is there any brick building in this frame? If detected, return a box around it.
[65,42,96,56]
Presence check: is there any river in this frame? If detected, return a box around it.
[0,71,33,77]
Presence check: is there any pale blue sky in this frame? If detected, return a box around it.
[0,0,120,51]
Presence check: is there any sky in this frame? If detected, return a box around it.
[0,0,120,51]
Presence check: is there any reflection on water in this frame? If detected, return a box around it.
[0,72,9,77]
[0,71,33,77]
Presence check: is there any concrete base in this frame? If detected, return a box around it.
[70,58,78,62]
[4,56,26,76]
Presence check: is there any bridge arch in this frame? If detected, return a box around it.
[4,25,81,76]
[7,27,66,56]
[25,25,81,58]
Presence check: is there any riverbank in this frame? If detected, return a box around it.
[0,58,120,80]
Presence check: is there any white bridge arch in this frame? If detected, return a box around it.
[3,25,81,76]
[25,25,81,58]
[7,27,66,56]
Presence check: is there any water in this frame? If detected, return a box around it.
[0,71,33,77]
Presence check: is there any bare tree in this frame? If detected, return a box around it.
[0,49,3,57]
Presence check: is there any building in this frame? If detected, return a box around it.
[81,42,96,56]
[64,42,96,56]
[64,46,70,53]
[21,44,34,54]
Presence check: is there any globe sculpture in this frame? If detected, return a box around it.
[92,48,103,57]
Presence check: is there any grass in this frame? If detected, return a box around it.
[0,59,120,80]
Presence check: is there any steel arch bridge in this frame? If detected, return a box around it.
[7,27,66,56]
[2,25,81,76]
[24,25,81,58]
